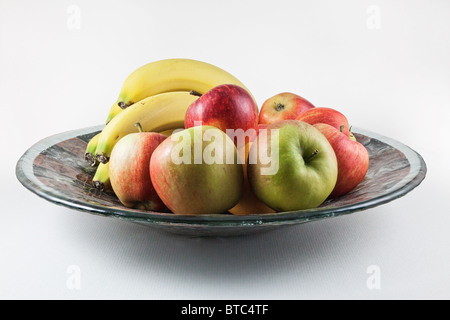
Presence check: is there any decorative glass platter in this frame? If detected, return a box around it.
[16,125,426,236]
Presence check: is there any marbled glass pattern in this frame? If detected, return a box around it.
[16,125,426,236]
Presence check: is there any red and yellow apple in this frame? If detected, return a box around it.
[313,123,369,197]
[296,107,351,137]
[259,92,315,125]
[109,127,167,211]
[150,126,244,215]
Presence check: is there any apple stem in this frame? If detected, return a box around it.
[135,122,144,133]
[275,103,285,112]
[304,149,319,163]
[190,90,202,97]
[340,125,344,133]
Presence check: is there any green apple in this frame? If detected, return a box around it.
[247,120,338,211]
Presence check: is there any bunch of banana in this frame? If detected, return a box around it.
[105,58,254,124]
[95,91,199,164]
[84,58,252,192]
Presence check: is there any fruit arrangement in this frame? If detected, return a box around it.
[84,58,369,215]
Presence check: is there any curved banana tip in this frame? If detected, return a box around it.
[84,153,98,167]
[105,115,113,125]
[96,153,109,164]
[93,180,105,192]
[106,101,128,124]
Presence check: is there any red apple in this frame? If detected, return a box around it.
[245,124,267,145]
[257,123,268,133]
[184,84,259,147]
[233,123,269,170]
[109,124,167,211]
[296,107,351,137]
[259,92,315,125]
[313,123,369,197]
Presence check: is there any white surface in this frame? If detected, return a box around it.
[1,0,449,299]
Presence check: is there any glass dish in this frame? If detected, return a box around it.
[16,125,427,236]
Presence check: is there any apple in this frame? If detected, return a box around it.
[259,92,315,125]
[229,126,275,215]
[257,123,268,133]
[185,84,259,147]
[235,123,267,158]
[313,123,369,197]
[296,107,351,137]
[109,123,167,211]
[247,120,338,211]
[150,125,244,215]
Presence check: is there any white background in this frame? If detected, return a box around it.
[1,0,449,299]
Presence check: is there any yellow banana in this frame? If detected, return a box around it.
[96,91,199,164]
[106,103,124,124]
[84,132,101,166]
[105,58,253,123]
[92,162,111,192]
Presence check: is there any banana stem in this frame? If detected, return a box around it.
[189,90,202,97]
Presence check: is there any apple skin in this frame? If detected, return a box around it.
[258,123,268,131]
[296,107,351,137]
[109,132,168,211]
[184,84,259,145]
[150,126,244,215]
[229,126,275,215]
[259,92,315,125]
[247,120,338,211]
[313,123,369,197]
